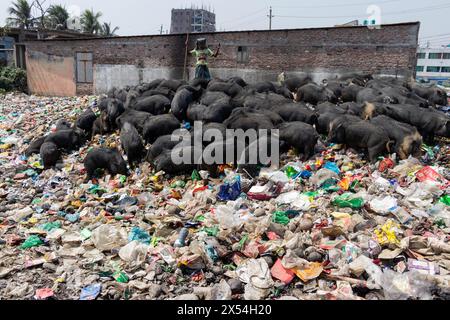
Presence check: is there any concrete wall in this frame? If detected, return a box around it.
[25,22,420,96]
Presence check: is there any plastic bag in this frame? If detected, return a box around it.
[20,235,44,249]
[369,196,398,215]
[118,241,149,263]
[332,193,364,209]
[91,225,128,252]
[217,177,241,201]
[236,258,274,300]
[128,227,151,245]
[210,279,232,300]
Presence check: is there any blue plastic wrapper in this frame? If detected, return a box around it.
[324,162,340,175]
[217,177,241,201]
[80,284,101,300]
[205,244,219,262]
[299,170,312,179]
[128,227,151,244]
[65,213,80,223]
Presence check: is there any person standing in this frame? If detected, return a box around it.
[190,38,220,80]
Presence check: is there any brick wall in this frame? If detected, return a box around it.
[25,22,420,96]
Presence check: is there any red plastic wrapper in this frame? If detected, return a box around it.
[378,158,395,172]
[416,166,448,186]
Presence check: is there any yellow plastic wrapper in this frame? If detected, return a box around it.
[374,219,401,246]
[338,177,351,191]
[293,262,323,282]
[0,144,12,150]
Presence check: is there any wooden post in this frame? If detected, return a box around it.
[183,32,190,81]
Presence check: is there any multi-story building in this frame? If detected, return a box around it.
[416,46,450,85]
[170,7,216,34]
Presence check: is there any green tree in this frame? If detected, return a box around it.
[100,22,119,36]
[6,0,34,29]
[47,4,69,30]
[80,9,102,34]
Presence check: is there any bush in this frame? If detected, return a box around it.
[0,66,27,93]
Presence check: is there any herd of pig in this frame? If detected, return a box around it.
[23,73,450,180]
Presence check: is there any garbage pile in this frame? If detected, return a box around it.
[1,74,450,300]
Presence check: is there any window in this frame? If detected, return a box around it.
[443,53,450,59]
[237,46,249,63]
[416,66,424,72]
[441,67,450,73]
[429,53,442,59]
[76,52,93,83]
[427,66,441,72]
[417,52,426,59]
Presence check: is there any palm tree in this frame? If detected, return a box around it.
[6,0,34,29]
[80,9,102,34]
[100,22,119,36]
[47,4,69,30]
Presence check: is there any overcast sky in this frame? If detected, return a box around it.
[1,0,449,46]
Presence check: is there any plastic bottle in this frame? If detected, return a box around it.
[174,228,189,248]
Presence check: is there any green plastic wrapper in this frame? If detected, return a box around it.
[272,211,290,225]
[333,193,364,209]
[439,195,450,206]
[191,170,201,181]
[20,235,44,249]
[285,166,299,179]
[114,271,129,283]
[171,180,186,188]
[203,226,219,237]
[40,221,61,232]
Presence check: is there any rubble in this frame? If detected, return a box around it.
[0,90,450,301]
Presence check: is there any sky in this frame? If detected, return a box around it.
[0,0,449,46]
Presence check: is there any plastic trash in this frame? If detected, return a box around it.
[174,228,189,248]
[20,235,44,249]
[80,284,101,300]
[369,196,398,215]
[236,258,274,300]
[333,193,364,209]
[128,227,151,244]
[217,177,241,201]
[118,241,149,263]
[91,225,128,252]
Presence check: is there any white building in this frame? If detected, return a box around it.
[416,46,450,85]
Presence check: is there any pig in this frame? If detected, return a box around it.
[56,119,72,131]
[146,130,192,162]
[340,83,364,102]
[44,129,86,152]
[25,136,46,156]
[106,99,125,129]
[207,81,243,97]
[120,122,145,168]
[200,91,230,106]
[142,114,181,143]
[316,113,362,135]
[274,103,318,125]
[370,115,423,159]
[158,79,184,92]
[83,148,129,181]
[187,100,234,124]
[282,74,313,92]
[383,104,450,144]
[76,108,97,134]
[129,94,171,115]
[171,88,196,121]
[224,108,278,131]
[227,76,247,88]
[295,83,338,105]
[152,145,202,175]
[277,122,319,160]
[40,142,60,169]
[92,112,110,136]
[116,109,152,134]
[328,118,391,163]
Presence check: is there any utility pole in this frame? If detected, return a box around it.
[159,25,164,35]
[268,6,274,30]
